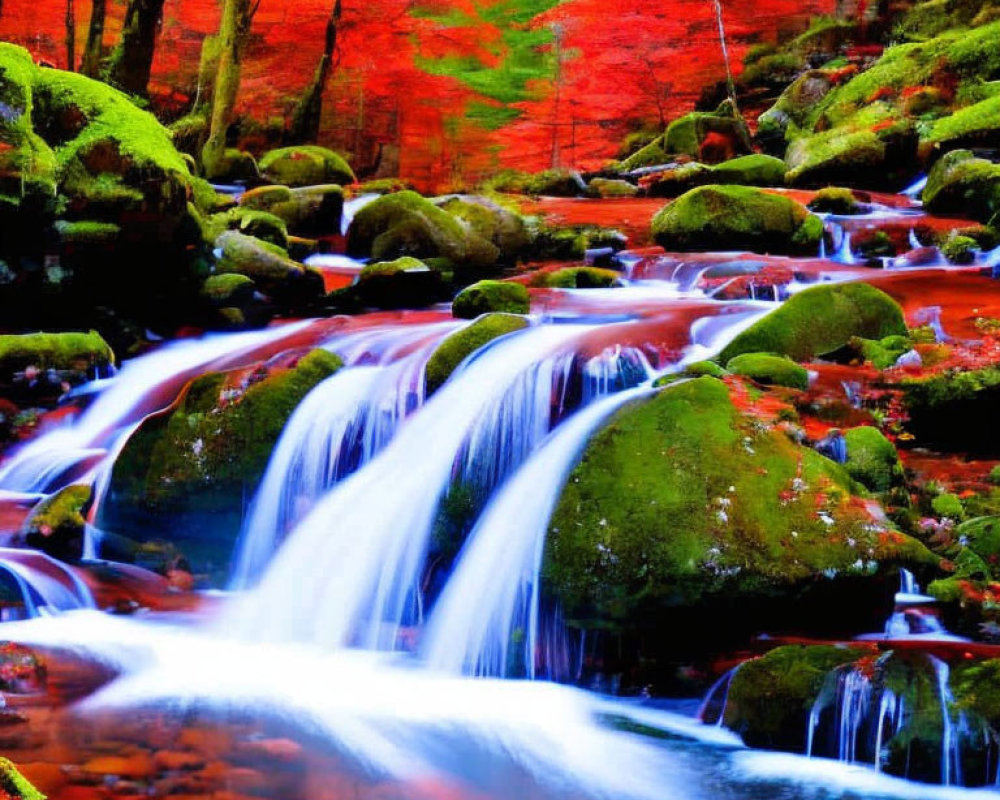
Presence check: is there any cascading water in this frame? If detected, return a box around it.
[422,385,650,679]
[0,323,312,494]
[230,323,458,589]
[930,656,965,787]
[225,324,595,650]
[0,548,95,619]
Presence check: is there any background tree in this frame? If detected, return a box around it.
[286,0,341,144]
[65,0,76,70]
[81,0,107,77]
[712,0,739,114]
[106,0,168,96]
[201,0,260,178]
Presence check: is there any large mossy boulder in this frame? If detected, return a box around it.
[0,331,113,379]
[709,154,787,186]
[543,378,934,635]
[100,349,342,582]
[663,111,752,163]
[484,169,585,197]
[923,149,1000,224]
[718,282,907,363]
[437,196,531,265]
[424,313,529,395]
[452,280,530,319]
[530,267,622,289]
[0,43,205,335]
[258,146,355,188]
[651,185,823,255]
[347,191,499,280]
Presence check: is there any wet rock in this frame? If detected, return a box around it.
[718,282,907,363]
[452,280,529,319]
[424,313,529,395]
[586,178,638,198]
[437,196,531,265]
[709,154,787,186]
[258,145,354,187]
[843,426,903,493]
[214,231,324,304]
[807,187,862,215]
[483,169,585,197]
[651,185,823,255]
[725,352,809,390]
[22,484,91,561]
[923,150,1000,224]
[0,331,114,381]
[205,207,289,249]
[529,266,622,289]
[662,110,752,164]
[356,256,444,310]
[941,234,979,264]
[241,184,344,237]
[898,366,1000,454]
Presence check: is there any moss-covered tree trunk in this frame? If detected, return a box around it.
[65,0,76,70]
[81,0,107,77]
[201,0,258,179]
[105,0,167,96]
[286,0,341,144]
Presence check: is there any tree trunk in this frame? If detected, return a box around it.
[65,0,76,71]
[711,0,739,115]
[201,0,257,179]
[106,0,167,96]
[81,0,107,78]
[287,0,341,144]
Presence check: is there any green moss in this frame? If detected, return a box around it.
[586,178,638,198]
[851,334,912,369]
[24,484,90,540]
[438,196,531,264]
[482,169,583,197]
[360,256,431,280]
[452,280,529,319]
[531,267,622,289]
[941,234,978,264]
[923,150,1000,224]
[543,377,934,621]
[214,231,321,302]
[651,185,822,255]
[54,219,121,244]
[684,360,728,378]
[808,187,861,215]
[425,313,529,395]
[843,426,903,493]
[259,145,354,188]
[709,155,787,186]
[204,207,289,249]
[953,659,1000,727]
[899,366,1000,452]
[348,190,499,279]
[0,758,45,800]
[0,331,114,376]
[726,353,809,390]
[724,645,860,749]
[619,136,668,171]
[201,273,255,304]
[719,282,907,363]
[932,492,965,520]
[664,112,751,161]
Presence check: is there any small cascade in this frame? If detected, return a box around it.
[0,548,95,619]
[908,228,922,251]
[930,656,965,786]
[580,346,651,406]
[422,386,649,679]
[226,324,593,650]
[902,175,928,200]
[697,663,742,727]
[872,569,967,642]
[837,668,873,764]
[833,229,856,265]
[0,323,311,494]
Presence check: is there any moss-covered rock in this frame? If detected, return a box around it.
[643,162,713,198]
[619,135,669,171]
[718,282,907,363]
[204,207,289,249]
[22,484,90,561]
[424,313,529,395]
[663,111,752,163]
[924,94,1000,152]
[586,178,638,198]
[437,196,531,265]
[724,645,861,751]
[452,280,530,319]
[0,758,45,800]
[709,154,787,186]
[483,169,584,197]
[258,145,354,188]
[214,231,323,302]
[0,331,114,379]
[651,185,823,255]
[923,149,1000,224]
[808,186,862,215]
[205,148,258,183]
[941,234,979,264]
[843,426,903,492]
[530,267,622,289]
[543,378,935,626]
[355,256,444,310]
[100,349,342,582]
[347,190,499,280]
[726,353,809,390]
[200,273,255,306]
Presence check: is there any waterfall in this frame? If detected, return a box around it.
[230,323,459,589]
[902,175,928,200]
[422,386,649,679]
[833,229,856,265]
[697,663,742,727]
[0,548,95,619]
[341,193,379,236]
[226,324,593,650]
[836,668,872,764]
[930,656,964,786]
[0,323,312,494]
